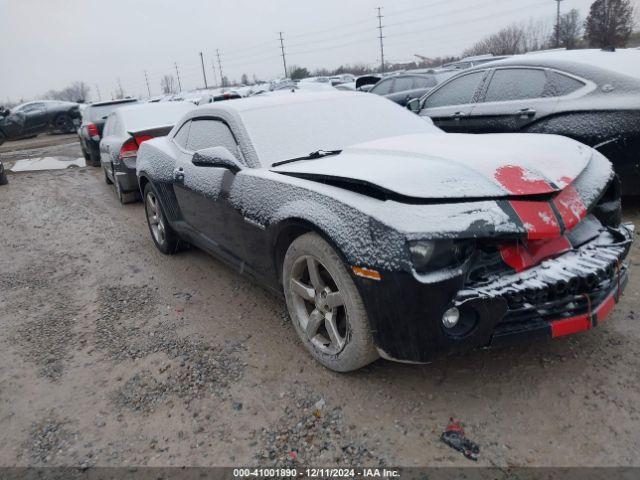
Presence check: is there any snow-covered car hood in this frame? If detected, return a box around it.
[271,133,594,199]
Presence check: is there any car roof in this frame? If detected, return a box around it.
[195,91,362,115]
[474,48,640,81]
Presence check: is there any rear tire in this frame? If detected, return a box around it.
[283,232,379,372]
[53,114,74,134]
[0,130,6,146]
[114,174,137,204]
[143,182,181,254]
[104,167,112,185]
[0,170,8,186]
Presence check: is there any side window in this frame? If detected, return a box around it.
[173,120,191,148]
[413,76,437,89]
[544,71,585,97]
[21,103,45,113]
[393,77,415,92]
[186,119,239,157]
[103,114,115,136]
[371,78,394,95]
[423,71,485,108]
[484,68,547,102]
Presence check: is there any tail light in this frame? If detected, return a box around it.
[87,123,100,141]
[118,135,154,160]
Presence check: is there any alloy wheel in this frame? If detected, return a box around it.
[289,255,348,355]
[146,191,166,246]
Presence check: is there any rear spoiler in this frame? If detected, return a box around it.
[127,125,174,146]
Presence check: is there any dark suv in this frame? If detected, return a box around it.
[78,99,138,166]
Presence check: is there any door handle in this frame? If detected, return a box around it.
[173,167,185,182]
[450,111,467,119]
[517,108,536,117]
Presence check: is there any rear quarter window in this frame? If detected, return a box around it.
[483,68,547,102]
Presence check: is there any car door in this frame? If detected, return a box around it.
[99,114,120,177]
[20,102,48,134]
[172,118,247,263]
[464,67,560,134]
[419,70,488,132]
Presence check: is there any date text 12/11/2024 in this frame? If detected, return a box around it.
[233,468,401,478]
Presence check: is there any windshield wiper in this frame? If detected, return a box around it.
[271,149,342,167]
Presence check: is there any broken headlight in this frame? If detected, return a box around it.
[409,240,475,273]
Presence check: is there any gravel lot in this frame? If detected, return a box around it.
[1,136,639,468]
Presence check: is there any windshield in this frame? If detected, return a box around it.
[241,94,441,166]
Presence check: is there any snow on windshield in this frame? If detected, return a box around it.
[240,93,441,166]
[120,102,194,131]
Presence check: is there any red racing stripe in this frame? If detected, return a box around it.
[500,236,572,272]
[553,185,587,231]
[494,165,557,195]
[509,201,562,240]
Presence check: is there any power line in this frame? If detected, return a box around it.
[377,7,385,73]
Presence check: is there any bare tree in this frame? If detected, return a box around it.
[585,0,634,47]
[463,23,527,57]
[42,81,91,102]
[553,9,583,49]
[160,75,176,94]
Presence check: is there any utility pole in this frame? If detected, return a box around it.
[216,49,224,86]
[603,0,609,48]
[174,62,182,92]
[377,7,385,73]
[555,0,564,48]
[211,59,218,87]
[144,71,151,97]
[199,52,208,89]
[279,32,288,78]
[95,84,102,101]
[117,78,124,98]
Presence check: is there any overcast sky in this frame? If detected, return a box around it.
[1,0,636,102]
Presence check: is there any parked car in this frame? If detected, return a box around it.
[100,102,193,203]
[0,101,81,145]
[414,49,640,195]
[137,91,632,372]
[0,159,7,185]
[78,98,139,166]
[369,71,456,106]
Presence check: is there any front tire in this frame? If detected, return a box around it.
[143,182,181,254]
[283,232,379,372]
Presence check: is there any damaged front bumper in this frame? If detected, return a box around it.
[356,223,634,364]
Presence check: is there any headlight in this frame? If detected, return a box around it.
[409,240,474,273]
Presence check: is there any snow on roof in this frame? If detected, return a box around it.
[493,48,640,80]
[117,101,194,131]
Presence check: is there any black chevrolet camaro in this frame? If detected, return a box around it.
[137,91,633,372]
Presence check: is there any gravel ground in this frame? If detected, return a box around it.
[1,139,640,468]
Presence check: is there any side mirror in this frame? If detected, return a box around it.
[407,98,421,113]
[192,146,243,173]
